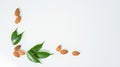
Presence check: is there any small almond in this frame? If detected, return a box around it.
[17,50,25,55]
[13,51,20,57]
[15,16,21,24]
[72,51,80,56]
[56,45,62,52]
[14,45,21,51]
[15,8,20,16]
[60,49,68,54]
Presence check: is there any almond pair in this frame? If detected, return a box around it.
[13,45,25,57]
[15,8,21,24]
[56,45,68,55]
[56,45,80,56]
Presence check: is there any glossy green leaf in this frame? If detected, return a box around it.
[27,51,41,63]
[27,41,53,63]
[36,52,52,58]
[30,42,44,52]
[13,32,24,45]
[11,28,24,45]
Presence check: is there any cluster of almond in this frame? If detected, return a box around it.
[15,8,21,24]
[56,45,80,56]
[13,45,25,57]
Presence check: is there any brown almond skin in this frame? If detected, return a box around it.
[15,16,21,24]
[14,45,21,51]
[56,45,62,52]
[60,49,68,54]
[17,50,25,55]
[13,51,20,57]
[72,51,80,56]
[15,8,20,16]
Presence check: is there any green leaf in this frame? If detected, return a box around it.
[13,32,24,45]
[30,42,45,52]
[27,41,53,63]
[36,52,52,58]
[11,28,24,45]
[11,28,18,42]
[27,51,41,63]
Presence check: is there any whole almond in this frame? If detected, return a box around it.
[15,16,21,24]
[13,51,20,57]
[56,45,62,52]
[15,8,20,16]
[60,49,68,54]
[72,51,80,56]
[14,45,21,51]
[17,50,25,55]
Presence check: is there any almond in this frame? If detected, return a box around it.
[60,49,68,54]
[13,51,20,57]
[56,45,62,52]
[15,8,20,16]
[14,45,21,51]
[17,50,25,55]
[72,51,80,56]
[15,16,21,24]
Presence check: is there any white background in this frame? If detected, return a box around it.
[0,0,120,67]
